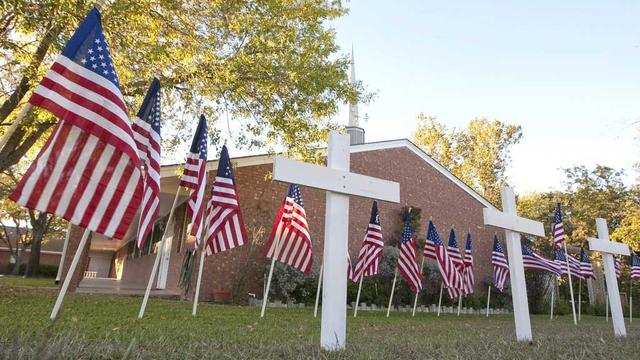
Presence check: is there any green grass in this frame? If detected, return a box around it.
[1,285,639,359]
[0,275,57,288]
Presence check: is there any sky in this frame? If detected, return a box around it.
[330,0,640,194]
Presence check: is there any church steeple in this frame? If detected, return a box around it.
[346,45,365,145]
[348,45,359,127]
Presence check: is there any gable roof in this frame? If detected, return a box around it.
[160,139,497,210]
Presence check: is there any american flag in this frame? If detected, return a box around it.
[579,247,596,280]
[179,115,208,247]
[446,228,464,299]
[427,221,463,291]
[631,253,640,280]
[462,232,474,295]
[10,8,142,239]
[264,184,313,273]
[351,201,384,283]
[522,243,562,276]
[203,145,247,255]
[423,227,436,260]
[615,256,622,279]
[552,203,566,250]
[396,212,422,293]
[132,78,161,249]
[553,248,583,279]
[492,236,509,292]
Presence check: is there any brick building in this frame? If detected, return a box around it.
[56,55,501,302]
[57,136,502,302]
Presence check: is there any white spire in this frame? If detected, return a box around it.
[348,45,359,127]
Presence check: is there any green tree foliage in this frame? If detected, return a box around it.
[611,184,640,251]
[0,0,364,170]
[517,166,640,310]
[563,165,631,242]
[518,165,635,249]
[412,114,522,205]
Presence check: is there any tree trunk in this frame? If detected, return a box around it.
[25,212,48,278]
[11,249,22,275]
[0,120,54,173]
[25,232,43,277]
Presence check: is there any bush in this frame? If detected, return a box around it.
[268,259,320,304]
[5,263,58,278]
[553,301,570,316]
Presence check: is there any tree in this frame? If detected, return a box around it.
[0,169,65,276]
[517,166,633,247]
[611,184,640,251]
[0,0,364,170]
[562,165,630,242]
[412,114,522,205]
[0,186,31,275]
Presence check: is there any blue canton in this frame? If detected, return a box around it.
[217,145,234,179]
[428,221,443,246]
[401,213,412,243]
[75,30,120,86]
[288,184,304,207]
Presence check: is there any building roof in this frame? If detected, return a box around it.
[160,138,498,210]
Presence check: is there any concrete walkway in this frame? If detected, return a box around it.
[77,277,181,299]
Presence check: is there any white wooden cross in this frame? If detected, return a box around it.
[588,218,630,337]
[482,187,545,342]
[272,131,400,350]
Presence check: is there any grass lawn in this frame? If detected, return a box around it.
[1,283,639,359]
[0,275,58,288]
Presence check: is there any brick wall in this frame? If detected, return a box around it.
[58,226,92,291]
[190,146,499,302]
[0,251,61,274]
[61,145,500,301]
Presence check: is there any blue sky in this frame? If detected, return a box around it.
[330,0,640,193]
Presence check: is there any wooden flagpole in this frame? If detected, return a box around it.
[563,242,578,325]
[138,188,181,319]
[457,295,462,316]
[0,103,32,153]
[437,283,443,317]
[388,208,412,318]
[313,264,323,318]
[191,246,206,315]
[386,268,398,317]
[50,228,91,320]
[261,231,286,318]
[578,278,582,322]
[606,290,609,322]
[191,211,211,316]
[260,256,278,317]
[629,281,633,323]
[411,256,426,317]
[550,277,556,320]
[486,286,491,317]
[353,276,363,317]
[411,215,432,317]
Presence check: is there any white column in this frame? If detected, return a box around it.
[55,223,73,284]
[501,187,532,341]
[156,223,174,289]
[320,133,350,351]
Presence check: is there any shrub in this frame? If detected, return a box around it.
[6,264,58,278]
[268,259,320,304]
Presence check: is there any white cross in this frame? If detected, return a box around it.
[272,131,400,350]
[482,187,545,342]
[588,218,630,337]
